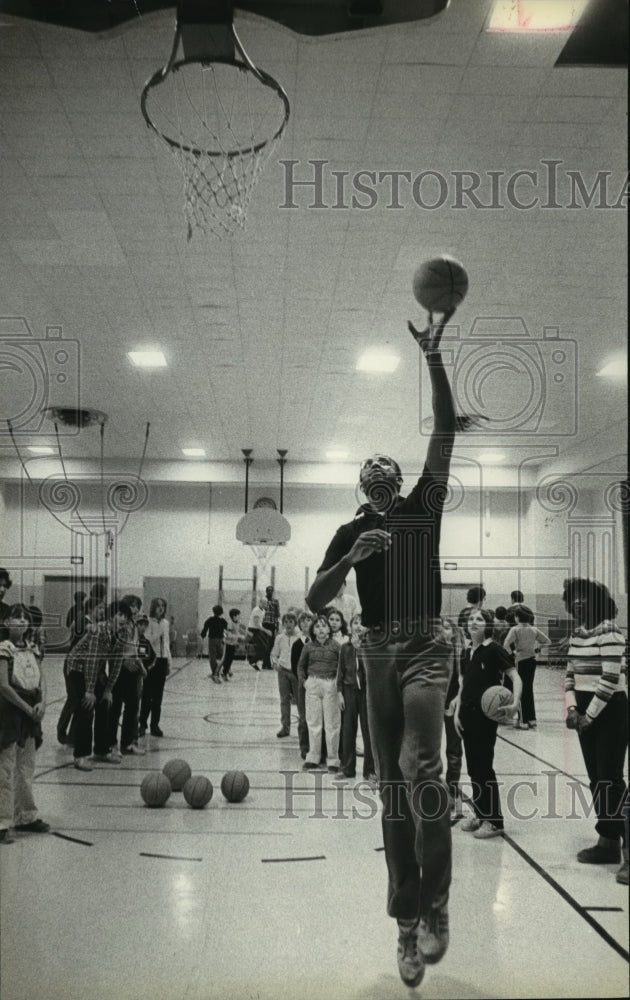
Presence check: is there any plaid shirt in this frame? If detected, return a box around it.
[67,621,116,693]
[262,598,280,630]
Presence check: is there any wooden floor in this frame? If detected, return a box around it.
[1,657,628,1000]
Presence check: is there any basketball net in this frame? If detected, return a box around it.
[248,542,280,582]
[142,37,289,240]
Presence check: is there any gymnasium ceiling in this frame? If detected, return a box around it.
[0,0,627,487]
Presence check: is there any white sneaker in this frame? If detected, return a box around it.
[109,746,122,760]
[92,752,121,764]
[121,744,146,756]
[74,757,93,771]
[460,814,482,832]
[473,821,503,839]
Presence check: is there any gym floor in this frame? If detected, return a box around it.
[1,657,627,1000]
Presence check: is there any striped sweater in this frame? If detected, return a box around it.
[565,620,627,720]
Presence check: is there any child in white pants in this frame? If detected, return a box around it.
[297,615,341,773]
[0,605,50,844]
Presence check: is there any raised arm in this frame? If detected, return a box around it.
[408,309,457,480]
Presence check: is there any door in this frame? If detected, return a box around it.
[143,577,200,658]
[42,575,108,652]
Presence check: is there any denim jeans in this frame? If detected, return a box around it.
[208,638,224,677]
[362,624,452,921]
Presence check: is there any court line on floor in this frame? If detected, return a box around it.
[140,852,202,861]
[51,831,93,846]
[261,855,326,863]
[497,732,590,788]
[501,830,629,963]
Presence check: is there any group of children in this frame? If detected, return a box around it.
[57,588,172,770]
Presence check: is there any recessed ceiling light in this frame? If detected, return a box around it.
[182,447,206,457]
[597,358,627,380]
[357,350,400,373]
[27,446,54,455]
[479,451,506,463]
[326,449,349,460]
[128,351,167,368]
[488,0,588,32]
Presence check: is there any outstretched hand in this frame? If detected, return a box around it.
[408,308,456,356]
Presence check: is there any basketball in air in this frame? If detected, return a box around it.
[221,770,250,803]
[183,775,214,809]
[412,256,469,312]
[140,772,172,808]
[162,758,192,792]
[480,685,512,722]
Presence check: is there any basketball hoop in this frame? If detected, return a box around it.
[236,508,291,579]
[140,5,290,239]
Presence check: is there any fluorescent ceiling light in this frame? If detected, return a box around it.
[27,446,54,455]
[326,449,349,460]
[597,358,627,379]
[488,0,588,32]
[182,448,206,457]
[357,350,400,373]
[479,451,506,463]
[128,351,167,367]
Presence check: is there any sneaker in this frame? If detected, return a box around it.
[396,920,425,988]
[302,761,319,771]
[528,721,537,729]
[616,857,629,885]
[251,663,261,671]
[15,819,51,833]
[74,757,93,771]
[150,727,164,737]
[276,729,290,738]
[138,726,147,737]
[577,842,621,864]
[450,806,464,826]
[0,829,15,844]
[92,752,121,764]
[222,674,230,681]
[109,746,122,760]
[327,765,340,774]
[121,744,146,756]
[473,821,503,839]
[300,751,307,760]
[418,901,449,964]
[332,771,349,782]
[460,814,482,832]
[228,671,234,678]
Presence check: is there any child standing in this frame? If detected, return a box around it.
[327,609,349,645]
[504,606,549,729]
[291,611,312,760]
[65,596,119,770]
[297,616,341,773]
[201,605,228,684]
[107,600,146,758]
[454,609,522,838]
[336,614,375,782]
[140,597,171,737]
[0,605,50,843]
[220,609,242,680]
[271,612,300,739]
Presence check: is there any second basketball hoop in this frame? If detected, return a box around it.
[140,1,290,240]
[236,508,291,576]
